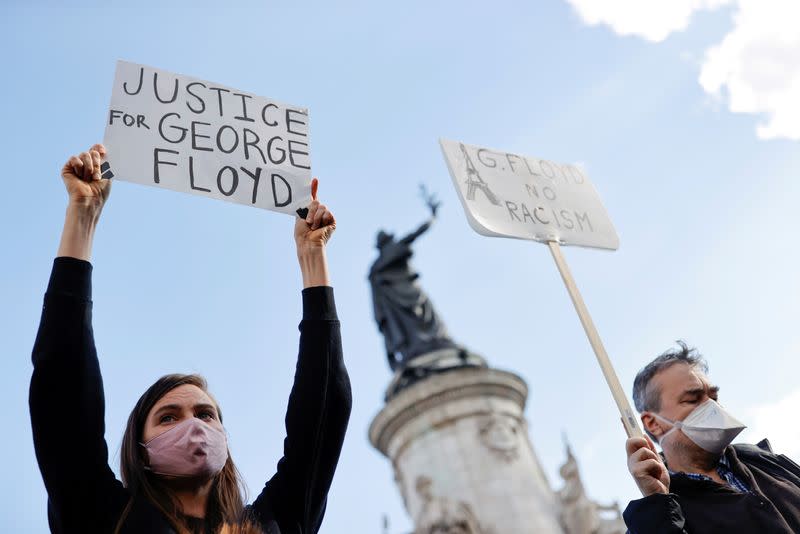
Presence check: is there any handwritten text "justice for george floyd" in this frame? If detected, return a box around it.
[109,67,309,207]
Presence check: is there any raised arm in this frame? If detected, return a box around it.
[251,179,352,533]
[399,187,439,245]
[399,218,434,246]
[29,144,127,532]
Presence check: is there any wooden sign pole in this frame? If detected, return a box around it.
[547,240,642,438]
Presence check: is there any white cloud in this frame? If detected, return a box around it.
[566,0,800,141]
[699,0,800,140]
[740,388,800,460]
[565,0,733,42]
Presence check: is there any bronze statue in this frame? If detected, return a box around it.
[368,187,485,397]
[369,188,458,370]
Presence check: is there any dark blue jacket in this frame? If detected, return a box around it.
[624,440,800,533]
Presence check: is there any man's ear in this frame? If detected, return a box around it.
[641,412,664,439]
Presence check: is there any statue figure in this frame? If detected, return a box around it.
[414,476,485,534]
[369,187,485,397]
[369,187,457,370]
[558,440,625,534]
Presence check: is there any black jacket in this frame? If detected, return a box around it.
[29,258,352,533]
[624,441,800,533]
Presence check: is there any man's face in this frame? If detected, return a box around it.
[644,362,719,443]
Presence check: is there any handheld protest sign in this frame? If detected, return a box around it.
[440,138,641,437]
[439,139,618,250]
[103,60,311,215]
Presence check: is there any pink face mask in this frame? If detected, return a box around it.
[141,417,229,478]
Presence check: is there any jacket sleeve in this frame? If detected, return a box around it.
[776,454,800,485]
[250,286,352,533]
[624,493,690,534]
[29,258,128,532]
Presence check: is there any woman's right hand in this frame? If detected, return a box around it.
[56,144,112,260]
[62,143,111,210]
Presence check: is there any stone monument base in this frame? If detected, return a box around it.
[384,347,487,400]
[370,366,565,534]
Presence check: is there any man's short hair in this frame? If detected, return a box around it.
[632,340,709,414]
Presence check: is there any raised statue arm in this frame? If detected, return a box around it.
[400,185,440,245]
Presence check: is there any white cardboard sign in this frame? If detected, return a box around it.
[440,139,619,250]
[103,60,311,215]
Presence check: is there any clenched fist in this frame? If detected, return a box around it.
[62,143,112,210]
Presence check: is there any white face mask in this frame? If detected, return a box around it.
[654,399,746,454]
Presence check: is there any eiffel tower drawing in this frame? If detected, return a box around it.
[460,143,501,206]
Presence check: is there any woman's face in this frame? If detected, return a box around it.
[142,384,223,443]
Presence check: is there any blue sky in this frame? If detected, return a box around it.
[2,1,800,532]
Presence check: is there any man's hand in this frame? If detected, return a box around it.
[62,144,111,210]
[626,435,670,497]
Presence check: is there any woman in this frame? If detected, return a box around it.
[29,144,352,533]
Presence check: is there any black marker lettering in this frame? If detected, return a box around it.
[575,212,593,231]
[288,140,310,169]
[216,166,239,196]
[540,160,556,180]
[190,121,213,152]
[524,158,540,176]
[568,165,585,184]
[153,72,179,104]
[240,166,262,204]
[123,67,144,95]
[506,153,520,173]
[233,93,255,122]
[185,82,207,114]
[477,149,497,168]
[267,136,286,164]
[216,125,239,154]
[189,156,211,192]
[520,203,535,223]
[285,109,307,136]
[551,209,562,228]
[271,173,292,207]
[560,210,575,229]
[158,112,187,143]
[109,109,123,125]
[153,148,179,184]
[208,87,230,117]
[505,201,521,221]
[261,103,278,126]
[534,207,550,224]
[243,128,266,164]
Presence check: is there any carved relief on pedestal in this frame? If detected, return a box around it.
[393,461,411,513]
[414,476,486,534]
[558,442,625,534]
[477,413,520,463]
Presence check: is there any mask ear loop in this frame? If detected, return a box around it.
[651,412,682,445]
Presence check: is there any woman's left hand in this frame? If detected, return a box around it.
[294,178,336,253]
[294,179,335,288]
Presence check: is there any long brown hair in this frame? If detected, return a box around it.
[114,374,256,534]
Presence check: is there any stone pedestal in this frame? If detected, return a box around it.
[369,367,565,534]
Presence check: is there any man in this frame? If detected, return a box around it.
[624,342,800,533]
